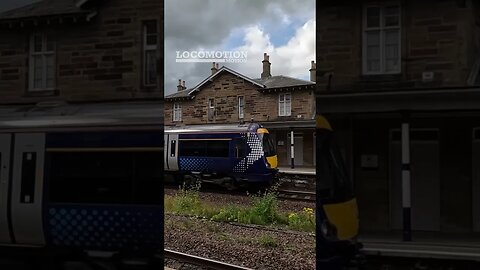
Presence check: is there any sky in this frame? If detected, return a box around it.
[164,0,316,96]
[0,0,39,12]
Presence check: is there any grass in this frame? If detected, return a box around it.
[258,235,278,248]
[164,184,315,233]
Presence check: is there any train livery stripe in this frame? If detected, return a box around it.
[46,147,162,152]
[46,131,162,148]
[322,198,359,240]
[178,138,232,141]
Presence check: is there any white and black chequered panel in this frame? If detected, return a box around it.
[233,134,264,173]
[179,157,210,171]
[47,206,162,249]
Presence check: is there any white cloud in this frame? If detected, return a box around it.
[226,18,316,81]
[164,0,316,95]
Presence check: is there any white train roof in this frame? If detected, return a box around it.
[165,123,263,134]
[0,101,163,130]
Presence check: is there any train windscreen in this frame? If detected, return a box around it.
[317,130,353,203]
[260,133,276,157]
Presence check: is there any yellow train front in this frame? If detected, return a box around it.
[316,115,362,268]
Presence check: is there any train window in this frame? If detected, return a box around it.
[260,133,276,157]
[47,151,162,205]
[179,140,207,156]
[132,152,162,204]
[170,140,176,157]
[20,152,37,204]
[317,130,353,202]
[235,138,246,158]
[205,140,229,157]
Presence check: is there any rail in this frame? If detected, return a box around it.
[277,189,316,201]
[163,249,254,270]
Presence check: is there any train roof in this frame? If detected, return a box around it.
[0,101,163,130]
[165,123,264,133]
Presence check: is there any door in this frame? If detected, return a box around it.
[11,133,45,245]
[390,129,440,231]
[287,134,304,166]
[165,133,179,171]
[0,134,12,244]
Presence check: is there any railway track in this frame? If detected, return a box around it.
[277,189,316,202]
[163,249,253,270]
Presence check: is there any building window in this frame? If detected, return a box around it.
[363,3,401,74]
[173,103,182,122]
[208,98,215,120]
[278,93,291,116]
[143,20,158,87]
[29,33,55,91]
[238,96,245,119]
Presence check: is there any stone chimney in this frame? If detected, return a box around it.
[309,60,316,82]
[261,53,271,79]
[182,80,186,89]
[211,62,218,75]
[177,79,183,91]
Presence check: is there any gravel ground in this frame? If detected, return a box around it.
[164,187,316,214]
[164,214,316,270]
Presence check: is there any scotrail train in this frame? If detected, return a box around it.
[316,114,363,268]
[0,101,163,265]
[164,123,278,189]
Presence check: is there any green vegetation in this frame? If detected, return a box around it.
[258,234,278,248]
[164,184,315,233]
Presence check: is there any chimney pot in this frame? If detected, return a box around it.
[211,62,218,75]
[261,52,271,79]
[177,79,183,92]
[182,80,186,88]
[309,60,316,82]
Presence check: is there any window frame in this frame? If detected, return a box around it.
[362,2,401,75]
[143,20,158,87]
[173,103,182,122]
[208,98,215,120]
[238,95,245,119]
[29,33,55,92]
[278,93,292,117]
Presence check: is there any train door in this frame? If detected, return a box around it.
[165,133,179,171]
[0,134,12,244]
[10,133,45,245]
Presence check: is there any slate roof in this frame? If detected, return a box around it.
[165,66,315,100]
[0,0,93,20]
[253,75,315,89]
[165,89,192,99]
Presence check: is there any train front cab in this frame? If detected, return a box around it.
[256,127,278,184]
[316,115,362,267]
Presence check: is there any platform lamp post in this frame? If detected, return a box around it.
[401,112,412,241]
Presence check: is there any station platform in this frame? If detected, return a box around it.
[278,166,315,175]
[360,232,480,261]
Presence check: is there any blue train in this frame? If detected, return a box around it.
[164,123,278,188]
[0,102,163,264]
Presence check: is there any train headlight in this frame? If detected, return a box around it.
[320,220,338,238]
[320,220,329,236]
